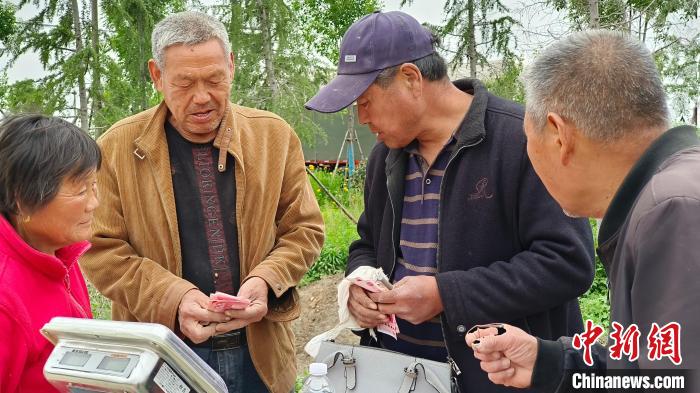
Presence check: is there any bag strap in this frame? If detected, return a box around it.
[397,362,451,393]
[321,351,357,390]
[397,363,417,393]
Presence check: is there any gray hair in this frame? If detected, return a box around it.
[152,11,231,68]
[523,29,669,141]
[375,30,447,88]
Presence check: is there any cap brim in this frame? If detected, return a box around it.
[305,70,381,113]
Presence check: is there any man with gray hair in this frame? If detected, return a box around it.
[466,29,700,392]
[81,11,324,393]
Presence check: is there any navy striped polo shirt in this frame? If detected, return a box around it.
[381,136,456,362]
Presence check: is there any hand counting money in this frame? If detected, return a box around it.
[350,277,400,339]
[208,291,251,312]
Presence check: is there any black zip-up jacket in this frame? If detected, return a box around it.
[347,79,595,393]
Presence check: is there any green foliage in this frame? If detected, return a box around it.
[293,0,380,62]
[215,0,326,147]
[412,0,520,74]
[95,0,186,135]
[347,160,367,191]
[0,1,17,41]
[300,201,361,286]
[579,219,610,330]
[301,169,363,286]
[295,372,309,392]
[88,282,111,320]
[1,78,67,114]
[656,36,699,123]
[0,1,73,109]
[547,0,699,121]
[483,57,524,104]
[308,168,353,207]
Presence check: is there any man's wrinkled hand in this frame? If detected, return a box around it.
[178,289,231,344]
[215,277,269,333]
[347,284,389,328]
[465,323,538,388]
[369,275,443,324]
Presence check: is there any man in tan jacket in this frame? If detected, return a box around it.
[80,11,324,393]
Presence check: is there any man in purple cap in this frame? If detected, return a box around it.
[306,11,595,393]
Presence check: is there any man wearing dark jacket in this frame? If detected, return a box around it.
[305,11,595,392]
[466,30,700,392]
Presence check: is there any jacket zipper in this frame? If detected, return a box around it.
[64,273,89,319]
[387,177,398,279]
[436,136,484,377]
[386,136,484,378]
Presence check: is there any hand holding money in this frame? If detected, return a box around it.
[215,277,269,334]
[348,277,400,339]
[207,291,252,312]
[177,289,231,343]
[369,275,444,325]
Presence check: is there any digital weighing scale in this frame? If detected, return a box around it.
[41,317,229,393]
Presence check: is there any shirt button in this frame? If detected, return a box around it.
[276,284,282,291]
[457,325,467,334]
[425,178,432,185]
[214,272,219,278]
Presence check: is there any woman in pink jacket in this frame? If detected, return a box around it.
[0,114,100,392]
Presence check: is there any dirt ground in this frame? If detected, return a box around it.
[292,272,360,376]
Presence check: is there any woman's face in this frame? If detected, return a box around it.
[20,170,99,253]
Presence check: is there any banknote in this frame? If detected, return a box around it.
[208,291,251,312]
[349,278,400,339]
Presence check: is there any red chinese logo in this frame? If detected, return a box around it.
[647,322,682,365]
[572,319,604,366]
[609,322,640,362]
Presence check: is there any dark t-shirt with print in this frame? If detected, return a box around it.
[165,121,240,295]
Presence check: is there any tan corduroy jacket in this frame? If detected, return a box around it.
[80,102,324,393]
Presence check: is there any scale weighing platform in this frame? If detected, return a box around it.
[41,317,229,393]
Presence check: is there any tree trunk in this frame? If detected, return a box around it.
[467,0,477,78]
[89,0,101,133]
[70,0,89,131]
[256,0,279,97]
[641,14,649,43]
[588,0,600,28]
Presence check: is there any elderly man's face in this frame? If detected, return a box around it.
[524,113,583,218]
[149,39,233,141]
[356,78,421,149]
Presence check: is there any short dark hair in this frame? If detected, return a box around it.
[0,114,102,218]
[374,30,448,87]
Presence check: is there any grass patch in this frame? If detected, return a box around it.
[579,219,610,335]
[88,281,111,320]
[302,168,363,286]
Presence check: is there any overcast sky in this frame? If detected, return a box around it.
[1,0,447,82]
[3,0,572,82]
[3,0,695,118]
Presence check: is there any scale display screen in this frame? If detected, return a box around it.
[98,356,131,373]
[42,317,228,392]
[59,351,91,367]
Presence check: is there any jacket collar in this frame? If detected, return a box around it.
[452,78,489,147]
[134,101,244,172]
[599,126,700,245]
[384,78,488,173]
[0,214,90,282]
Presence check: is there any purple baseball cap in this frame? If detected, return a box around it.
[305,11,434,113]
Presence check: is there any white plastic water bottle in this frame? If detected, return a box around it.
[300,363,335,393]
